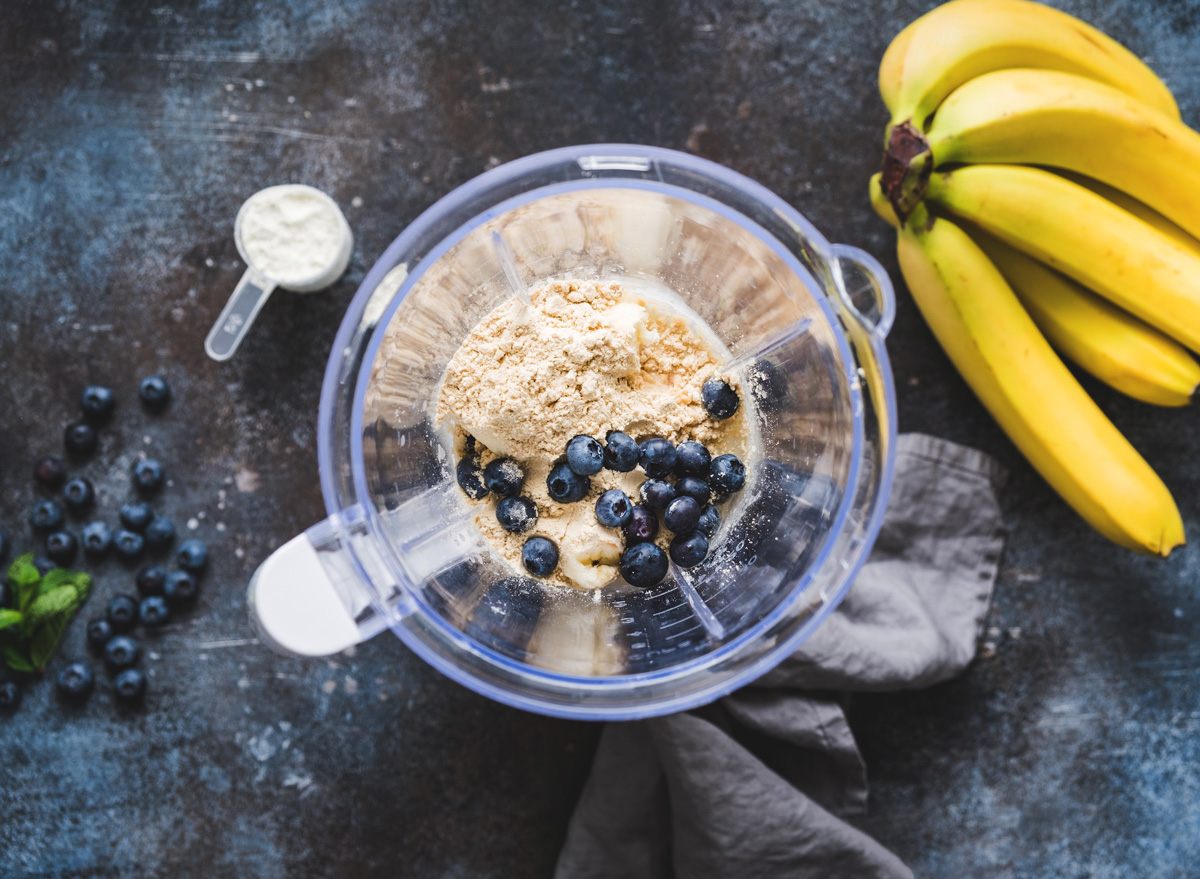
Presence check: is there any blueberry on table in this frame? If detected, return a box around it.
[594,489,633,528]
[603,431,639,472]
[106,594,140,632]
[62,477,95,511]
[697,504,721,538]
[701,378,739,420]
[104,635,141,671]
[546,461,589,503]
[0,681,21,713]
[45,530,78,565]
[566,435,605,476]
[112,529,145,561]
[132,459,165,494]
[56,663,94,701]
[669,531,710,568]
[32,557,58,576]
[176,538,208,573]
[114,668,147,703]
[64,422,99,456]
[163,570,200,608]
[638,438,677,478]
[522,536,559,578]
[144,517,176,550]
[86,618,114,653]
[709,454,747,497]
[119,502,154,532]
[639,479,675,512]
[674,441,711,477]
[139,375,171,410]
[619,542,668,588]
[30,500,65,531]
[663,496,702,534]
[483,457,526,497]
[80,385,116,422]
[136,565,168,597]
[624,505,659,544]
[139,596,171,628]
[675,476,711,506]
[456,457,489,499]
[33,456,67,489]
[496,496,538,534]
[82,521,113,557]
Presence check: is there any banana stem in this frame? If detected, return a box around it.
[880,121,933,224]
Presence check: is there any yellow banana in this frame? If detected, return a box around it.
[880,0,1178,135]
[868,173,1200,406]
[975,231,1200,407]
[1056,171,1200,257]
[888,200,1183,556]
[925,165,1200,353]
[925,69,1200,240]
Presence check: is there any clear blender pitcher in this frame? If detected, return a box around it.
[248,145,897,720]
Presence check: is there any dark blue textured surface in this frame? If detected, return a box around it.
[1,1,1199,876]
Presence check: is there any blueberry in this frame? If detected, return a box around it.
[112,529,145,560]
[603,431,639,472]
[33,456,67,489]
[0,528,7,562]
[163,570,199,608]
[674,441,712,476]
[546,461,589,503]
[675,476,711,506]
[639,479,675,512]
[496,496,538,533]
[104,635,140,671]
[144,517,176,550]
[619,542,668,588]
[107,594,140,632]
[62,477,95,512]
[701,378,739,420]
[45,530,78,565]
[177,539,208,573]
[624,505,659,544]
[709,454,747,497]
[57,663,95,700]
[33,557,58,576]
[114,668,147,703]
[30,500,65,531]
[663,496,702,533]
[139,375,171,410]
[483,457,526,497]
[86,619,114,653]
[638,438,677,478]
[749,360,787,410]
[522,536,559,578]
[82,521,113,556]
[139,596,171,628]
[566,435,605,476]
[669,531,709,568]
[132,459,164,494]
[81,385,116,422]
[136,565,168,597]
[0,681,21,713]
[697,504,721,538]
[456,457,489,499]
[119,502,154,532]
[594,489,633,528]
[64,422,98,456]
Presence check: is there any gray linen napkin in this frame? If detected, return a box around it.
[555,433,1007,879]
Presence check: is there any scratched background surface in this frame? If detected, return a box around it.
[1,1,1199,877]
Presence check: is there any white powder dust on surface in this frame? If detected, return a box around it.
[434,277,753,591]
[239,185,344,284]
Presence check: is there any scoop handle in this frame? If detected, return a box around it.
[205,266,277,361]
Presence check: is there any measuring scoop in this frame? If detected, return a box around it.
[204,184,353,362]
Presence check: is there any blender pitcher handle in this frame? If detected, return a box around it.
[830,244,896,338]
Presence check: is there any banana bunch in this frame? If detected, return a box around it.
[874,0,1198,556]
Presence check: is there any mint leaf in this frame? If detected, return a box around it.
[1,641,35,674]
[0,609,22,632]
[6,553,41,613]
[27,586,79,629]
[29,615,72,672]
[0,560,92,674]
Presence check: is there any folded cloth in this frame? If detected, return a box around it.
[555,434,1007,879]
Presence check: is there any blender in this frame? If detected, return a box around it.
[248,145,897,720]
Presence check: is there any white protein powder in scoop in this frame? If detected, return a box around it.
[239,185,345,284]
